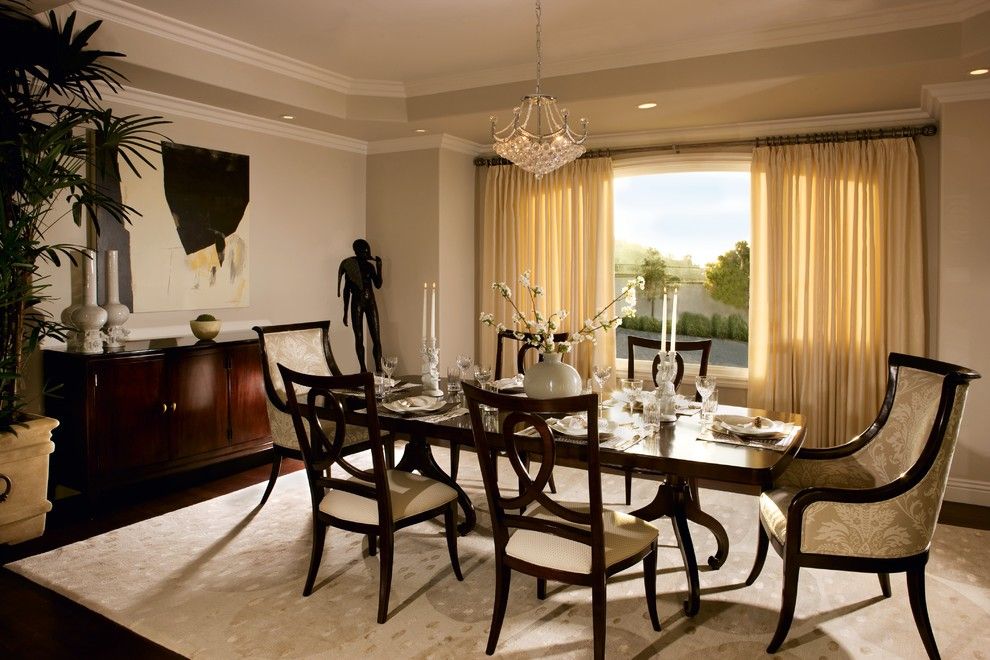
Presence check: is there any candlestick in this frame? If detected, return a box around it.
[660,287,668,353]
[422,282,427,340]
[430,282,436,340]
[670,288,678,354]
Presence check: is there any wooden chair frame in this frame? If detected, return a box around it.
[463,382,660,659]
[281,367,463,623]
[744,352,980,657]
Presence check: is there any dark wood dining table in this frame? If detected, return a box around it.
[343,377,806,617]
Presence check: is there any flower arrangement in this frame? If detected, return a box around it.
[480,270,645,353]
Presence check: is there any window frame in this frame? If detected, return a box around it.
[612,152,752,388]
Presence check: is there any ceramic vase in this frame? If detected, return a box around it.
[523,352,582,399]
[101,250,130,348]
[60,254,84,350]
[72,249,107,354]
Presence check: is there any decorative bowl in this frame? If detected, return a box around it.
[190,320,221,341]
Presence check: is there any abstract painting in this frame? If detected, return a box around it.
[120,142,250,312]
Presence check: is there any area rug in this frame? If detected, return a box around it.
[6,450,990,659]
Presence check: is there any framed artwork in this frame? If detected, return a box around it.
[116,142,251,312]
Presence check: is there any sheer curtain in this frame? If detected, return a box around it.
[749,138,925,448]
[478,157,614,379]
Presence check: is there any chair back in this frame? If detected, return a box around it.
[494,329,570,380]
[626,336,712,399]
[254,321,343,448]
[462,382,605,571]
[279,366,391,523]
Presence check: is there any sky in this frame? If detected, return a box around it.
[614,171,750,266]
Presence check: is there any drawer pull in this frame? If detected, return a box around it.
[171,402,177,412]
[0,474,11,503]
[161,403,168,414]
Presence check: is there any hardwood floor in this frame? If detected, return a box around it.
[0,453,986,659]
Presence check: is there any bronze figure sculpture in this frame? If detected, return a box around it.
[337,239,383,372]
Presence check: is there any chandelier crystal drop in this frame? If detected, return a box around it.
[490,0,588,179]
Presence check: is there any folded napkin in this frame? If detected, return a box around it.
[714,415,788,437]
[494,375,524,390]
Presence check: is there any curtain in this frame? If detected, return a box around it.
[479,157,615,379]
[749,138,925,448]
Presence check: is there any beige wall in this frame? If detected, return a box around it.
[438,149,478,366]
[34,103,367,373]
[936,97,990,505]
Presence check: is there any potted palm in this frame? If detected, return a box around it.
[0,1,166,542]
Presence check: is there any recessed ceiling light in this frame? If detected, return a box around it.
[970,68,989,76]
[637,102,658,110]
[414,129,427,133]
[280,114,295,120]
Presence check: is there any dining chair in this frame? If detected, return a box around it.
[450,329,569,490]
[622,336,713,505]
[254,320,381,506]
[280,366,463,623]
[462,382,661,659]
[746,352,980,657]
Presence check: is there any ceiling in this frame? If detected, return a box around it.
[45,0,990,146]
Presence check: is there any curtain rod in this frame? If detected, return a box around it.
[473,123,938,167]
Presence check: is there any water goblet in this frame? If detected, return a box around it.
[382,355,399,396]
[474,365,493,391]
[620,378,643,414]
[695,375,716,403]
[455,354,473,379]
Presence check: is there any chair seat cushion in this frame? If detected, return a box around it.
[505,509,658,574]
[760,487,799,545]
[319,469,457,526]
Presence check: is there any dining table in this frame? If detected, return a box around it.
[342,376,806,617]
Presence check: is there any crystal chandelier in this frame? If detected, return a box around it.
[491,0,588,179]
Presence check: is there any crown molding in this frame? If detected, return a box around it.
[367,134,485,156]
[108,86,368,154]
[582,108,933,151]
[922,78,990,117]
[70,0,406,98]
[406,0,987,97]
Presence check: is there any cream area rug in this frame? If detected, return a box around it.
[7,448,990,659]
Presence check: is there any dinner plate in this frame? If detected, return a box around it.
[714,414,788,439]
[382,396,445,413]
[550,416,611,438]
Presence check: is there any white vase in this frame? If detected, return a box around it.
[60,254,84,350]
[523,352,583,399]
[101,250,130,348]
[72,249,107,354]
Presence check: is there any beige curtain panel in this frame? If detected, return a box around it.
[748,137,925,448]
[478,158,615,379]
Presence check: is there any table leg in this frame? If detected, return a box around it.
[629,477,701,617]
[684,479,730,569]
[393,433,476,536]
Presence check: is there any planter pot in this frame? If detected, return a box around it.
[523,353,583,399]
[0,415,57,544]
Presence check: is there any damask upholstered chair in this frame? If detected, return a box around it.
[746,352,980,657]
[462,382,661,659]
[253,320,373,506]
[280,367,462,623]
[623,337,713,505]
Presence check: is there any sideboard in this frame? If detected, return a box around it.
[43,331,271,499]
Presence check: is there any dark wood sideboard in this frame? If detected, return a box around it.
[43,331,271,499]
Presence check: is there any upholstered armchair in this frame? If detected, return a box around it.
[253,321,373,506]
[747,352,980,658]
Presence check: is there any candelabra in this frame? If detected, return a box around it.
[652,350,678,422]
[421,337,442,396]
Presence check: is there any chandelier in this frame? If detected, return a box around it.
[490,0,588,179]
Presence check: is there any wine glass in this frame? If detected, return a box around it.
[455,354,473,379]
[474,365,493,390]
[382,355,399,396]
[695,374,716,404]
[592,364,612,411]
[620,378,643,414]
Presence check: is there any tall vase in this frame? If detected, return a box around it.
[101,250,130,348]
[72,249,107,354]
[60,253,84,350]
[523,352,583,399]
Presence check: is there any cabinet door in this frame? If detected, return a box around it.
[168,348,230,458]
[227,343,272,445]
[92,355,170,475]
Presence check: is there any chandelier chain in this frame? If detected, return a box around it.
[535,0,542,95]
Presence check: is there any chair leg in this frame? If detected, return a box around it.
[376,532,394,624]
[258,450,283,506]
[907,565,941,660]
[444,503,463,581]
[746,521,770,586]
[302,522,327,597]
[450,443,460,480]
[767,559,800,653]
[486,562,512,655]
[879,572,892,598]
[537,577,547,600]
[644,547,661,631]
[624,470,633,506]
[592,576,607,660]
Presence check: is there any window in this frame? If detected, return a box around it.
[613,155,751,383]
